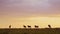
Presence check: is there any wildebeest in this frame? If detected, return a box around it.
[27,25,31,28]
[23,25,26,28]
[35,25,39,28]
[9,25,11,28]
[48,25,51,28]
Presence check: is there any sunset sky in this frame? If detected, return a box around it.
[0,0,60,28]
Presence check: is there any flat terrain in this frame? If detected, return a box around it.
[0,28,60,34]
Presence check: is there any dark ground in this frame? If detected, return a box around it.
[0,28,60,34]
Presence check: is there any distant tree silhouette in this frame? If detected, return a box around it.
[48,25,51,28]
[23,25,26,28]
[9,25,11,28]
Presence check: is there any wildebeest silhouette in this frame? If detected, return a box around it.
[48,25,51,28]
[23,25,26,28]
[34,25,39,28]
[27,25,31,28]
[9,25,11,28]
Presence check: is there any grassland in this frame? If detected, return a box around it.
[0,28,60,34]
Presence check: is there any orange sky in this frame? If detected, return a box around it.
[0,16,60,28]
[0,0,60,28]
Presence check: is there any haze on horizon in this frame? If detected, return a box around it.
[0,0,60,28]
